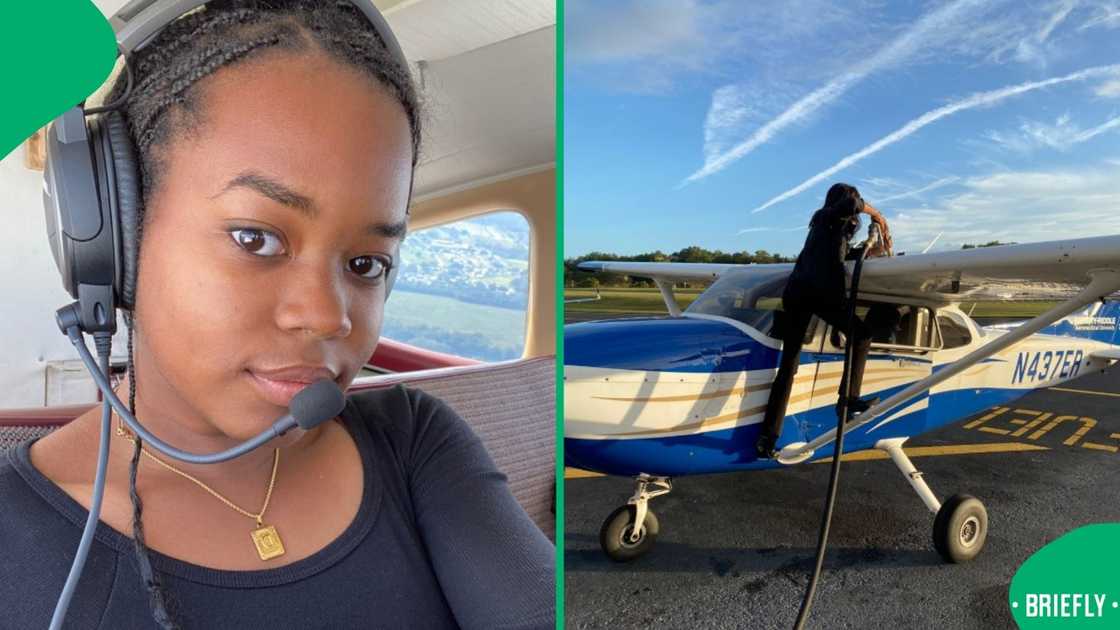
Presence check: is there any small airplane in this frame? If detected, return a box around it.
[564,234,1120,563]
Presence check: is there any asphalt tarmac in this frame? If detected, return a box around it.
[564,363,1120,629]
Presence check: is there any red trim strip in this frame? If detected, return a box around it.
[369,338,481,371]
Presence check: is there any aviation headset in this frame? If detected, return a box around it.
[43,0,410,335]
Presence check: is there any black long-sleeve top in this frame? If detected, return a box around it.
[0,385,555,629]
[784,203,862,307]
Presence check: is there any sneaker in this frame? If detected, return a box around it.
[838,396,880,423]
[755,433,779,459]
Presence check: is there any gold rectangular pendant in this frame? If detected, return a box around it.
[251,524,285,561]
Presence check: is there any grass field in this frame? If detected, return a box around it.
[564,287,1055,318]
[565,287,703,314]
[382,290,525,359]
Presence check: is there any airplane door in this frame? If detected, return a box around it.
[793,316,830,438]
[807,304,936,441]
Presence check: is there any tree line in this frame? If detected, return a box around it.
[961,240,1015,249]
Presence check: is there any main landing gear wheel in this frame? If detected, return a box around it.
[933,494,988,563]
[599,505,660,562]
[878,438,989,564]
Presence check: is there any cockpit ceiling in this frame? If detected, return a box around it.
[409,26,556,198]
[377,0,556,63]
[376,0,558,198]
[91,0,557,201]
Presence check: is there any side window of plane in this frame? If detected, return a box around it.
[867,303,906,344]
[803,316,821,346]
[831,303,940,352]
[380,211,530,362]
[937,315,972,350]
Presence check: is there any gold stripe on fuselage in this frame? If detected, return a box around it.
[605,371,927,438]
[590,365,927,405]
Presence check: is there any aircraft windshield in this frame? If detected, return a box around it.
[684,270,790,338]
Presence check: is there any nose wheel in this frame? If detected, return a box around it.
[600,505,660,562]
[599,474,671,562]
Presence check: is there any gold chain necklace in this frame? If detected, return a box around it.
[115,418,287,561]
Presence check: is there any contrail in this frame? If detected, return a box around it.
[1073,115,1120,143]
[682,0,992,186]
[750,63,1120,213]
[1037,0,1076,42]
[875,176,960,203]
[735,225,809,235]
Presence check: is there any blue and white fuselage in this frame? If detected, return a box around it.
[567,236,1120,564]
[565,302,1120,477]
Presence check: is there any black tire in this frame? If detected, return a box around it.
[599,505,660,562]
[933,494,987,563]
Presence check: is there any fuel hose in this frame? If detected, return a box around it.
[792,223,880,629]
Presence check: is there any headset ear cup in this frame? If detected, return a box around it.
[105,111,143,311]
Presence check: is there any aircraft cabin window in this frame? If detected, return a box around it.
[380,211,530,362]
[937,315,972,349]
[684,271,789,338]
[827,302,939,352]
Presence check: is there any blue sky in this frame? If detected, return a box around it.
[564,0,1120,258]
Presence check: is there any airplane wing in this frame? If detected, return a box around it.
[580,234,1120,303]
[576,261,756,283]
[855,234,1120,302]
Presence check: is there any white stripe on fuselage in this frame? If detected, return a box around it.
[565,330,1114,441]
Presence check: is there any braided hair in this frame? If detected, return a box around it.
[100,2,421,627]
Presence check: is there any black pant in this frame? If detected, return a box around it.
[759,296,873,443]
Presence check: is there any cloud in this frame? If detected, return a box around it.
[749,63,1120,213]
[565,0,706,64]
[564,0,717,92]
[1003,0,1077,66]
[683,0,1008,185]
[985,113,1120,152]
[888,163,1120,252]
[700,82,806,164]
[565,0,875,93]
[861,176,904,191]
[1096,78,1120,97]
[1077,2,1120,29]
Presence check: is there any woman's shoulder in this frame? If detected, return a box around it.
[340,383,495,475]
[0,444,85,564]
[345,384,461,432]
[346,383,447,415]
[0,444,41,509]
[344,385,480,460]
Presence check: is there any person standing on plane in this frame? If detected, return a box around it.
[756,183,893,458]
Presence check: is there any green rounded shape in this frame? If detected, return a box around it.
[1009,524,1120,628]
[0,2,116,161]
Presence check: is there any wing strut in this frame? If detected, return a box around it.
[777,269,1120,464]
[654,279,681,316]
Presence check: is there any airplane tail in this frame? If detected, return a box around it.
[1044,298,1120,345]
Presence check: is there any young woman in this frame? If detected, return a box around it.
[756,183,893,458]
[0,2,554,628]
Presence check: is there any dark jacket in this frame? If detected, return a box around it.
[783,204,861,307]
